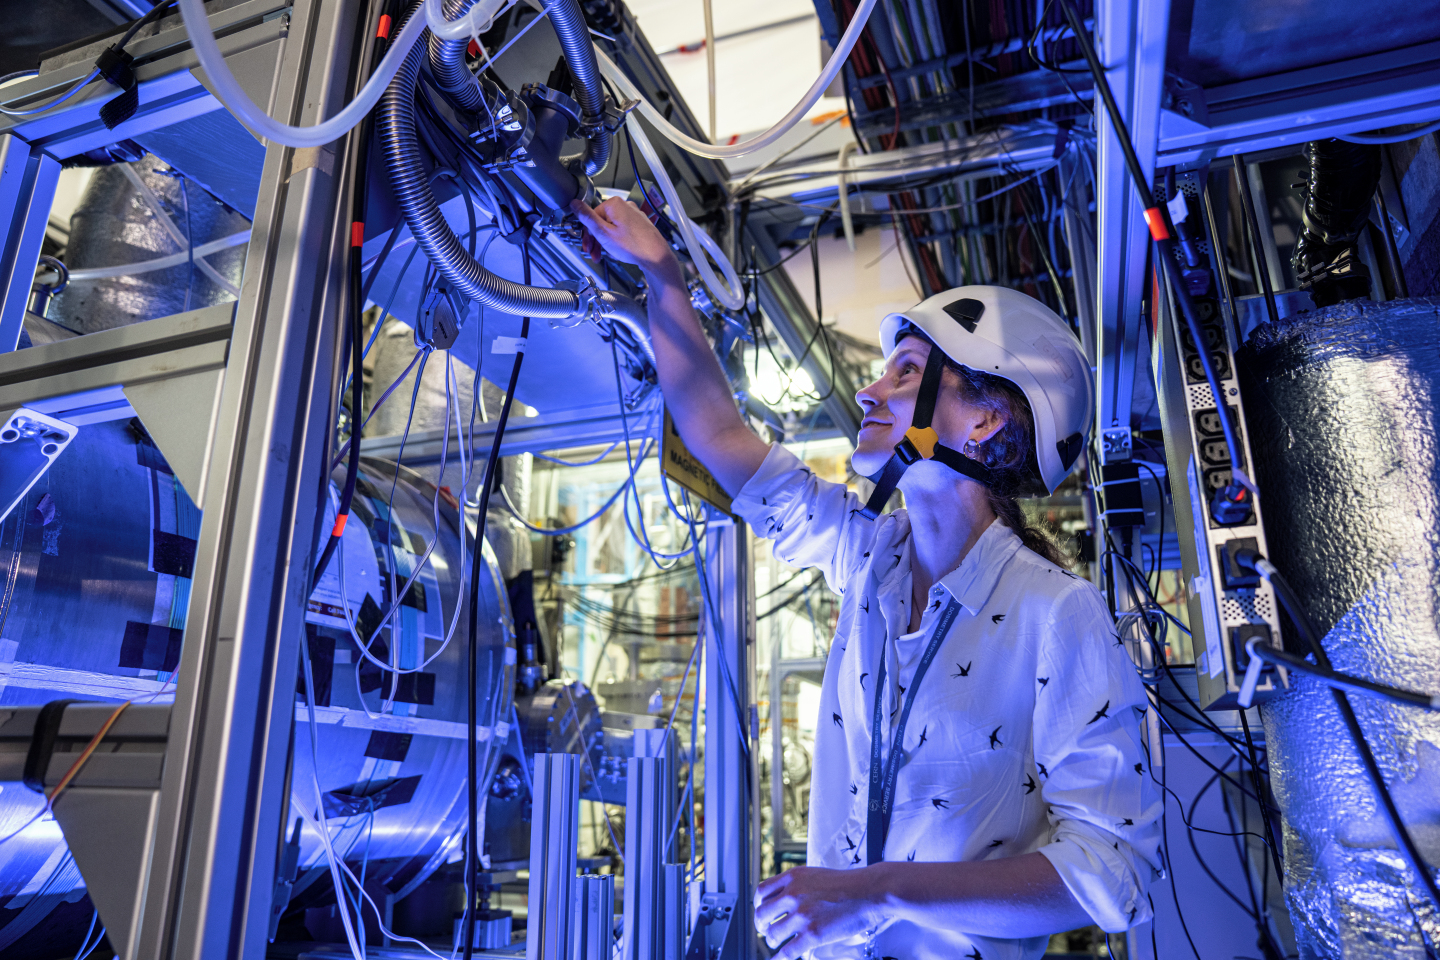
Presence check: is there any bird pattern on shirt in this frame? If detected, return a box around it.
[729,447,1164,953]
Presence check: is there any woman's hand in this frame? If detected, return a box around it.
[569,197,678,274]
[753,865,890,960]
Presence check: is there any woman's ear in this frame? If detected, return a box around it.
[970,408,1006,446]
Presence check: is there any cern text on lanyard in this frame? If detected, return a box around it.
[866,598,963,866]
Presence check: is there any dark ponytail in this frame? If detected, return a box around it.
[898,328,1074,570]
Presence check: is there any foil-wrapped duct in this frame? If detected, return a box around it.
[49,154,247,333]
[1237,298,1440,958]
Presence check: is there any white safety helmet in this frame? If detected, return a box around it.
[878,285,1094,496]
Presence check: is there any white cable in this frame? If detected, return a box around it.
[594,0,879,160]
[298,647,367,960]
[1336,120,1440,144]
[176,0,428,148]
[118,164,241,297]
[625,116,744,310]
[60,230,251,281]
[0,68,101,117]
[424,0,514,42]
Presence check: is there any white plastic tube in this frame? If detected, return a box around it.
[176,0,430,148]
[595,0,879,160]
[625,115,744,310]
[64,230,251,281]
[424,0,515,42]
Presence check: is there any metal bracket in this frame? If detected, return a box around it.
[684,891,739,960]
[1101,426,1132,461]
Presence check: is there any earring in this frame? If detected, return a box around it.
[962,439,979,457]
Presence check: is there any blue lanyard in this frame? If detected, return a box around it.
[866,598,962,866]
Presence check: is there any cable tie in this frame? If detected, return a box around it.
[1143,207,1170,241]
[377,13,392,39]
[331,513,348,537]
[351,221,365,247]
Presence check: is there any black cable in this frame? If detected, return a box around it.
[464,247,532,960]
[1183,762,1260,919]
[1058,0,1251,523]
[312,0,391,589]
[1247,643,1439,710]
[1245,556,1440,923]
[1239,709,1285,882]
[1161,733,1204,960]
[116,0,177,50]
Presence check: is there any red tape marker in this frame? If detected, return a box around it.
[331,513,348,537]
[377,14,392,39]
[351,221,365,247]
[1143,207,1170,242]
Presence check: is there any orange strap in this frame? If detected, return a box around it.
[331,513,349,537]
[376,13,392,38]
[351,221,365,247]
[1142,207,1170,242]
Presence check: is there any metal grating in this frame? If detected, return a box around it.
[1189,383,1216,408]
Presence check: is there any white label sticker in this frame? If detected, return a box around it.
[1167,190,1189,226]
[492,336,527,354]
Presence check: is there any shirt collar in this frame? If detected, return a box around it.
[936,519,1022,616]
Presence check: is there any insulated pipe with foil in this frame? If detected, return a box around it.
[1237,297,1440,959]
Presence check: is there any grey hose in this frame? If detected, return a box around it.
[595,289,656,371]
[545,0,611,175]
[380,2,580,317]
[427,0,486,110]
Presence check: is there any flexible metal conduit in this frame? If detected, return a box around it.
[380,2,581,317]
[546,0,610,175]
[427,0,487,110]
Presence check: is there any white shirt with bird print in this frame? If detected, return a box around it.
[733,444,1164,960]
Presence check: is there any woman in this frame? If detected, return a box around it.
[572,197,1163,960]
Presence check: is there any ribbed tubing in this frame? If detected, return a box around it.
[380,3,580,317]
[546,0,611,175]
[427,0,486,110]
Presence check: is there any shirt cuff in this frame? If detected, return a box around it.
[731,442,801,526]
[1037,824,1151,932]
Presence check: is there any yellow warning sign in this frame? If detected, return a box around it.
[661,408,733,516]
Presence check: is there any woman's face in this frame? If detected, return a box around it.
[851,338,1003,478]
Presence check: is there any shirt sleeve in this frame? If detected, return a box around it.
[1032,580,1165,932]
[730,443,883,595]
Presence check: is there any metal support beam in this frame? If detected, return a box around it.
[529,753,581,960]
[623,755,672,960]
[1093,0,1172,466]
[0,135,60,354]
[703,517,757,960]
[1156,40,1440,165]
[128,0,358,953]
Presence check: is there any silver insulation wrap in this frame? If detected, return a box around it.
[1238,298,1440,958]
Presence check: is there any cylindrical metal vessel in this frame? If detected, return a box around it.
[0,421,513,957]
[1238,297,1440,958]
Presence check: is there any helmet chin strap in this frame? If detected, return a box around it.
[859,345,995,519]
